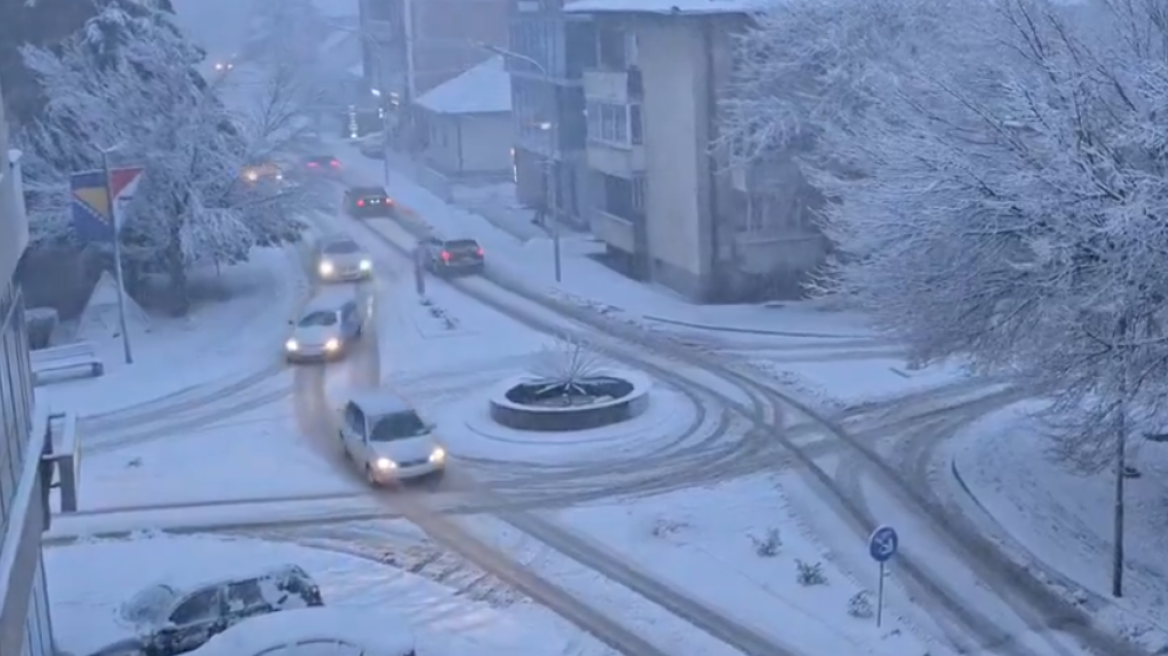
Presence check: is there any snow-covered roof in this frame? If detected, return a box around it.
[564,0,763,15]
[414,56,511,115]
[311,0,360,18]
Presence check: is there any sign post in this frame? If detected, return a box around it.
[70,162,144,364]
[413,245,426,298]
[867,525,899,628]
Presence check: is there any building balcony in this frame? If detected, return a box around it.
[591,208,636,253]
[582,68,642,104]
[586,140,645,179]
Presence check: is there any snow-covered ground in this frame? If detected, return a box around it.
[536,477,932,656]
[47,246,309,416]
[947,404,1168,652]
[47,533,613,656]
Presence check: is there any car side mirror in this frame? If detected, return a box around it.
[288,320,294,326]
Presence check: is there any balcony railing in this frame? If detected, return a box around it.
[583,67,642,104]
[586,140,645,178]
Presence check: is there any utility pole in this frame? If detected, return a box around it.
[99,145,134,365]
[1112,315,1130,598]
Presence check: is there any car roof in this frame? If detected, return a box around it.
[443,237,480,245]
[319,235,359,248]
[304,154,335,160]
[348,387,416,416]
[191,608,413,656]
[349,185,386,195]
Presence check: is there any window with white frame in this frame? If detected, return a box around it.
[587,102,640,145]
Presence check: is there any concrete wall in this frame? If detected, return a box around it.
[424,113,515,176]
[636,16,711,299]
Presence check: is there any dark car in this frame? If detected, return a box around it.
[344,186,395,217]
[302,154,340,174]
[117,565,324,656]
[420,236,485,276]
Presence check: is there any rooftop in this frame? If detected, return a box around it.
[414,56,511,115]
[564,0,763,14]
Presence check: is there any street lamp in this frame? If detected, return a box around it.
[477,42,562,283]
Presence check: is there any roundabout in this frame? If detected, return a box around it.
[488,369,651,432]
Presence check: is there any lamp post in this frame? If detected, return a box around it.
[479,43,562,283]
[98,143,134,365]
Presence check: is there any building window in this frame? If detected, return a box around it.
[586,102,630,145]
[596,25,627,70]
[629,104,643,145]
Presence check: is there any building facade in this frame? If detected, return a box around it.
[0,76,57,656]
[358,0,510,148]
[569,2,827,301]
[507,0,593,229]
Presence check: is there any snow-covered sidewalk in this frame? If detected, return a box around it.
[946,404,1168,652]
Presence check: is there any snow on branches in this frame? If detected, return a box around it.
[804,0,1168,471]
[20,3,314,297]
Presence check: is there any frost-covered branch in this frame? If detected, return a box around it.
[810,0,1168,470]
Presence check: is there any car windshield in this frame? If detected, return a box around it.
[297,311,338,327]
[446,239,479,251]
[369,411,428,442]
[323,241,360,254]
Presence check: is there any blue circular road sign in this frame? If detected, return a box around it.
[868,525,899,563]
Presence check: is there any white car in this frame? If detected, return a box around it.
[316,236,372,281]
[339,389,447,487]
[285,297,364,362]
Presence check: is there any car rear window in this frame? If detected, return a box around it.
[445,239,479,251]
[307,156,334,163]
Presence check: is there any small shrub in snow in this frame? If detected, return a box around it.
[750,527,783,557]
[651,517,688,538]
[796,559,827,586]
[847,590,873,618]
[443,315,458,330]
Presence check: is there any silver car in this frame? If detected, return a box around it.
[316,236,372,282]
[285,297,364,362]
[339,389,447,487]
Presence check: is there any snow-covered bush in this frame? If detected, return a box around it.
[795,559,827,586]
[20,3,318,305]
[750,527,782,557]
[847,590,873,618]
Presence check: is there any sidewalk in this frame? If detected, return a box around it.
[947,403,1168,652]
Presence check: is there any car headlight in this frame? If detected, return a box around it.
[358,259,372,271]
[285,339,298,351]
[319,261,334,275]
[275,172,283,180]
[429,447,446,463]
[375,457,395,470]
[245,170,258,182]
[324,338,340,351]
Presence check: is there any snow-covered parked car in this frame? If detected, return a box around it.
[189,607,415,656]
[118,565,323,656]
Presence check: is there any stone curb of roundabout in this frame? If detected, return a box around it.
[488,369,652,432]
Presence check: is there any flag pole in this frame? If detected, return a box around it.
[101,149,134,364]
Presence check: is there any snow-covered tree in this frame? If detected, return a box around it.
[811,0,1168,474]
[720,0,971,172]
[21,2,317,303]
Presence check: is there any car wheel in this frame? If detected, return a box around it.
[338,431,349,457]
[426,469,446,490]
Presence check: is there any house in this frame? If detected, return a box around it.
[505,0,595,229]
[565,0,827,301]
[414,56,514,179]
[357,0,510,145]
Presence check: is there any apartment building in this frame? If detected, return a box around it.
[0,75,57,656]
[567,0,827,301]
[506,0,594,229]
[357,0,510,146]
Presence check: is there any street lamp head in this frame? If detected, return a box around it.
[538,121,553,131]
[371,88,382,97]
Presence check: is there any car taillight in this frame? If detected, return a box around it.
[441,250,451,261]
[357,199,365,207]
[307,162,318,167]
[476,247,484,256]
[330,160,340,167]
